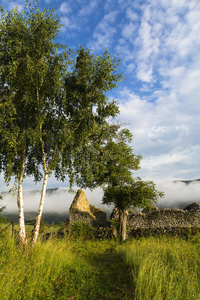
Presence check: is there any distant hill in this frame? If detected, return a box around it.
[3,212,68,224]
[174,179,200,185]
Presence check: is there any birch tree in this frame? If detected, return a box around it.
[31,47,123,246]
[0,5,39,245]
[0,2,70,246]
[0,2,124,246]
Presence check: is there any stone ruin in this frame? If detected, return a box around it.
[110,202,200,236]
[69,190,107,227]
[69,189,200,235]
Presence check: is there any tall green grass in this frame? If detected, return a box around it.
[0,235,100,299]
[119,236,200,300]
[1,227,200,299]
[0,231,132,299]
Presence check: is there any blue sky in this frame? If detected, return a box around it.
[1,0,200,192]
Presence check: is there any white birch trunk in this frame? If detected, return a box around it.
[17,170,26,246]
[31,172,48,247]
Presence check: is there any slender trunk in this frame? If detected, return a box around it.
[17,163,27,247]
[12,221,15,238]
[32,74,49,247]
[31,172,48,247]
[119,209,128,242]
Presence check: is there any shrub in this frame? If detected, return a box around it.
[68,221,95,240]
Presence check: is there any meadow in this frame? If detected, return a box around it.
[0,222,200,300]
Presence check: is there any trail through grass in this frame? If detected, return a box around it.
[0,233,134,299]
[1,227,200,299]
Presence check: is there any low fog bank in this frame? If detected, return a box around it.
[2,180,200,215]
[156,179,200,209]
[2,187,112,215]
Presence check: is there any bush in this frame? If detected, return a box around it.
[68,221,95,240]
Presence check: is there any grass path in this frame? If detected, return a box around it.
[81,242,134,299]
[2,232,200,299]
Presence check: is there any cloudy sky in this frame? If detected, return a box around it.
[0,0,200,211]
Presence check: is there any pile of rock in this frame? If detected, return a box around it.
[69,190,107,227]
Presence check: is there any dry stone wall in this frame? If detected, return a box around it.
[111,202,200,236]
[69,190,200,236]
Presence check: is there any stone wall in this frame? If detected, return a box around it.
[69,190,200,235]
[111,202,200,236]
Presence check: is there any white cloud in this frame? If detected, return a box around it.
[60,16,79,31]
[118,83,200,180]
[136,64,153,82]
[2,187,109,215]
[58,0,100,34]
[117,0,200,87]
[87,10,119,50]
[104,0,118,12]
[122,22,136,39]
[126,7,138,21]
[78,1,98,17]
[59,2,72,14]
[127,63,135,73]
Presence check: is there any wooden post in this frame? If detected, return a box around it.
[12,221,15,238]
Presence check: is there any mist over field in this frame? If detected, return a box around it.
[156,179,200,209]
[2,180,200,216]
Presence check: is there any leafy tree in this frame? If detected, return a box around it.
[73,123,141,188]
[71,119,162,242]
[31,46,123,246]
[93,126,164,241]
[0,1,124,246]
[103,180,164,241]
[0,1,69,246]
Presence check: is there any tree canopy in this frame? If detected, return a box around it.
[0,1,125,246]
[102,180,164,212]
[0,0,164,245]
[100,132,164,241]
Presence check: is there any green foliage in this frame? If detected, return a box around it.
[67,221,95,240]
[99,127,164,240]
[73,123,141,189]
[0,1,125,245]
[0,1,68,183]
[103,179,164,212]
[0,0,124,188]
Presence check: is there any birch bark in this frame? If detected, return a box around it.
[17,156,27,246]
[31,172,48,247]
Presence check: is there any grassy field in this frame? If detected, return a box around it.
[0,223,200,299]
